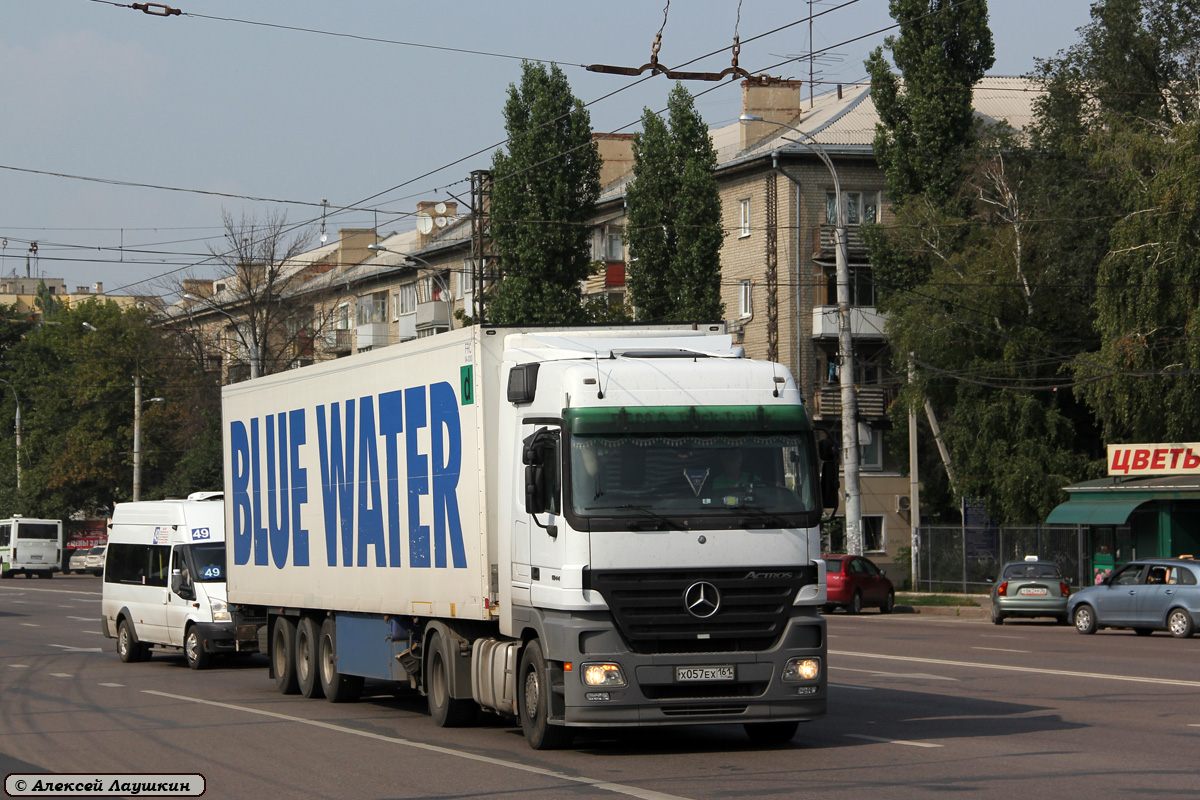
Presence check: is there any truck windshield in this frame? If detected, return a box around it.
[188,542,226,582]
[568,432,819,528]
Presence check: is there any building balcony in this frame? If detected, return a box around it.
[811,306,888,340]
[356,321,390,350]
[324,328,353,353]
[416,301,449,330]
[396,312,417,342]
[812,224,870,258]
[813,385,892,422]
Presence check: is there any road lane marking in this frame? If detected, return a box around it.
[832,650,1200,688]
[20,623,39,627]
[971,647,1030,654]
[48,644,103,652]
[8,665,28,669]
[100,683,125,687]
[144,690,695,800]
[845,734,942,748]
[829,683,874,691]
[67,616,95,621]
[832,666,956,681]
[50,673,73,678]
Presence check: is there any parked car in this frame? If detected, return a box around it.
[823,554,894,614]
[84,545,106,577]
[67,550,90,574]
[988,557,1071,625]
[1068,558,1200,638]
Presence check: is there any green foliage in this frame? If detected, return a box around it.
[488,62,601,325]
[625,84,724,322]
[0,301,219,519]
[864,0,995,211]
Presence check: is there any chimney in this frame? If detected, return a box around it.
[740,78,804,151]
[414,201,458,249]
[92,281,104,295]
[593,133,636,188]
[336,229,380,272]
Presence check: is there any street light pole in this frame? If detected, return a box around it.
[367,245,454,331]
[182,293,259,380]
[740,113,862,555]
[0,379,21,493]
[132,375,165,502]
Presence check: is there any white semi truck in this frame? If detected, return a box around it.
[223,326,836,749]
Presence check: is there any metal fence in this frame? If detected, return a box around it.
[915,525,1087,594]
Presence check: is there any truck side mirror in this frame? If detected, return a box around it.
[522,428,560,538]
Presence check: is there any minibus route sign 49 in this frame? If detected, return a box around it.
[227,380,467,571]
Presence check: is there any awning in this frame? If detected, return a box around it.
[1046,497,1148,525]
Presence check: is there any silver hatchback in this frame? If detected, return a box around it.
[1068,559,1200,638]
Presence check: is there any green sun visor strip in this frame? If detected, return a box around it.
[564,405,812,435]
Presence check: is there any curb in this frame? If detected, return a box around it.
[900,604,990,618]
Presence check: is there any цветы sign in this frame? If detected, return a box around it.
[1108,443,1200,476]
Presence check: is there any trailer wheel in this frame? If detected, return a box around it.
[272,617,300,694]
[517,639,572,750]
[296,617,325,699]
[318,617,363,703]
[184,625,211,670]
[426,631,477,727]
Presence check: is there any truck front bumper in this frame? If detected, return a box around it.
[529,608,827,727]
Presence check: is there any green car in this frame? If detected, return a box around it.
[989,558,1071,625]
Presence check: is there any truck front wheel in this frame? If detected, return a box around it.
[318,618,363,702]
[517,639,572,750]
[272,617,300,694]
[426,631,477,727]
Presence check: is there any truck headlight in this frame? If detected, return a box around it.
[210,598,231,623]
[782,657,821,682]
[581,662,626,687]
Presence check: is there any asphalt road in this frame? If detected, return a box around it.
[2,575,1198,799]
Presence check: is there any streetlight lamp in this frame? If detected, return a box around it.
[132,375,164,502]
[367,244,454,331]
[739,112,862,556]
[182,293,259,380]
[0,379,21,493]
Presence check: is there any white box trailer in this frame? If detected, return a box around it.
[224,325,835,749]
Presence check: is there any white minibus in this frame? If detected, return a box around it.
[0,517,63,578]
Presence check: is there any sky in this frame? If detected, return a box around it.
[2,0,1097,299]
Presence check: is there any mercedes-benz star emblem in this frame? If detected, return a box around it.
[684,581,721,618]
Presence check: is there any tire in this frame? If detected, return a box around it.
[744,720,800,745]
[184,626,211,670]
[992,610,1005,626]
[1167,608,1194,639]
[117,619,145,663]
[848,591,863,615]
[1073,604,1097,635]
[296,617,324,699]
[318,617,363,703]
[426,632,477,727]
[517,639,572,750]
[272,617,300,695]
[1056,614,1069,626]
[880,591,895,614]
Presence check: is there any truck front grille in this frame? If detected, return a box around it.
[587,566,814,654]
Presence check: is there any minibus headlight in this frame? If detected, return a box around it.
[210,598,231,623]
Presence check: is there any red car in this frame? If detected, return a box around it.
[823,554,895,614]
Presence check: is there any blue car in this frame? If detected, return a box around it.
[1068,558,1200,638]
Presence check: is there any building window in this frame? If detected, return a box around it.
[396,284,417,315]
[825,266,877,308]
[357,292,386,326]
[335,303,350,330]
[738,280,752,317]
[862,516,885,553]
[859,425,883,470]
[739,199,751,238]
[827,191,879,225]
[606,227,624,261]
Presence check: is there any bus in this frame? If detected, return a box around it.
[0,517,64,578]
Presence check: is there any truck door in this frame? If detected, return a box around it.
[523,427,569,598]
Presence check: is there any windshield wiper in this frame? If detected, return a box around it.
[730,504,793,528]
[583,504,687,531]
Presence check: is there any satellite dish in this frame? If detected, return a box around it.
[434,202,447,215]
[434,216,447,228]
[416,213,434,235]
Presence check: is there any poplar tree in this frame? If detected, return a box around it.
[625,84,724,322]
[488,62,601,325]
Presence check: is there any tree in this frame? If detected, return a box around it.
[864,0,995,212]
[0,300,218,519]
[487,62,602,325]
[625,84,725,322]
[174,209,318,380]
